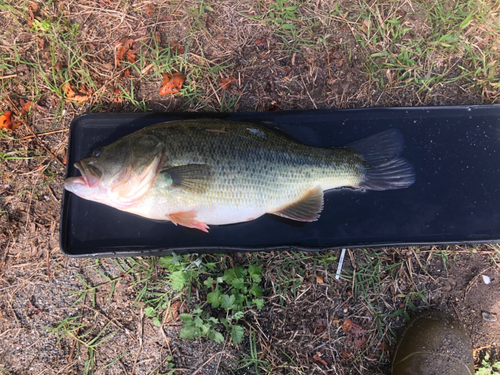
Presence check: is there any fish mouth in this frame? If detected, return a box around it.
[74,161,103,188]
[63,176,86,193]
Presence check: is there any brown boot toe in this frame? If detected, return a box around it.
[391,311,474,375]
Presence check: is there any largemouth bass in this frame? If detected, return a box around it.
[64,119,415,232]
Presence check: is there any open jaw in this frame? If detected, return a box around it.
[63,176,87,193]
[74,161,102,188]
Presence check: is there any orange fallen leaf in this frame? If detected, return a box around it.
[63,83,91,104]
[114,37,135,66]
[342,319,353,333]
[0,111,21,131]
[112,87,123,103]
[219,76,236,90]
[313,353,328,366]
[316,273,324,284]
[0,111,13,130]
[255,38,266,45]
[159,72,185,95]
[169,41,185,53]
[21,100,34,114]
[145,3,155,16]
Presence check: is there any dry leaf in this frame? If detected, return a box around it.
[63,83,91,104]
[314,318,328,334]
[114,37,135,66]
[159,72,185,95]
[54,61,63,72]
[27,3,38,27]
[169,41,185,54]
[21,100,34,114]
[219,76,236,90]
[37,37,44,49]
[362,18,372,33]
[316,273,324,284]
[341,348,351,359]
[313,353,328,366]
[343,319,367,349]
[0,111,13,130]
[255,38,266,45]
[112,88,123,103]
[164,301,182,323]
[145,3,155,16]
[380,342,391,352]
[342,319,353,333]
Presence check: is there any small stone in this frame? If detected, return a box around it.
[482,311,497,322]
[482,275,491,284]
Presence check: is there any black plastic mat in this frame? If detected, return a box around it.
[60,106,500,257]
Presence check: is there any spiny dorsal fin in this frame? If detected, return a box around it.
[273,186,324,222]
[160,164,213,194]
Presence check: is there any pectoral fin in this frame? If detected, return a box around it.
[273,186,324,222]
[167,210,209,232]
[160,164,213,194]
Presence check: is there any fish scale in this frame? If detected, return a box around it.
[64,119,415,231]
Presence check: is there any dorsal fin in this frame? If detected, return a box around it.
[273,186,324,222]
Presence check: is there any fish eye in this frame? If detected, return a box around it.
[93,148,103,157]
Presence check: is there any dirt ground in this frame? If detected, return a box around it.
[1,0,500,374]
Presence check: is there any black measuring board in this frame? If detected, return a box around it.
[60,105,500,257]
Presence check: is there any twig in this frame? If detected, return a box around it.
[451,302,462,324]
[473,345,492,357]
[190,352,225,375]
[46,247,51,281]
[0,74,18,80]
[130,307,144,375]
[19,129,69,140]
[25,122,65,166]
[0,233,14,276]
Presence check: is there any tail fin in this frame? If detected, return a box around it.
[348,129,415,191]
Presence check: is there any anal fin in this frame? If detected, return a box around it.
[273,186,324,222]
[167,210,210,232]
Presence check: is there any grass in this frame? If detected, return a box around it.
[344,249,427,344]
[44,316,117,375]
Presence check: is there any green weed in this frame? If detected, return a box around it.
[161,254,264,344]
[476,354,500,375]
[106,254,265,345]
